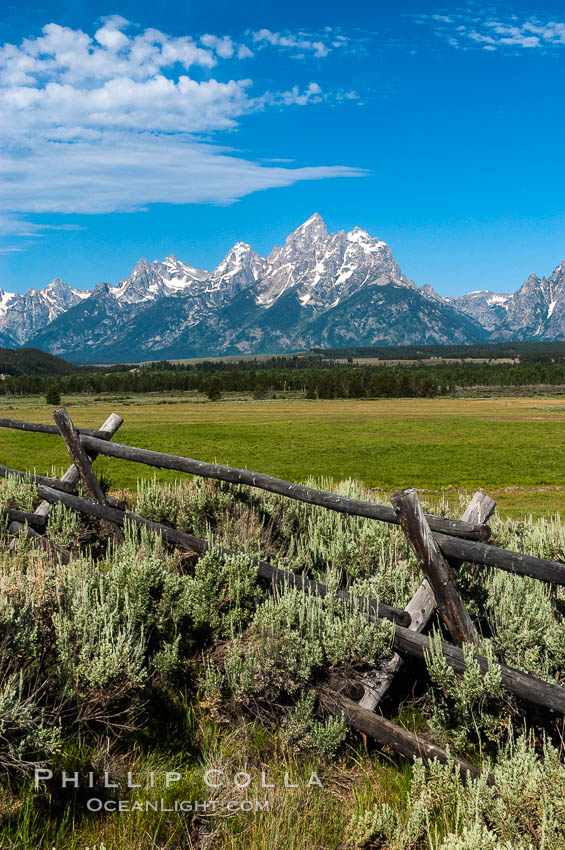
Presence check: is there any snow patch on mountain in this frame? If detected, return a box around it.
[0,279,90,345]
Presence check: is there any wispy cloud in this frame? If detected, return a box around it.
[0,214,86,252]
[415,9,565,53]
[250,27,362,59]
[0,17,363,244]
[259,82,360,108]
[2,134,363,214]
[0,215,84,237]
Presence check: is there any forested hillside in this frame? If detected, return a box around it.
[0,347,79,377]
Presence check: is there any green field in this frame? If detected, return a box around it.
[1,393,564,517]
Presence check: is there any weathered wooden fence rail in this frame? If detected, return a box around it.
[0,417,116,439]
[1,463,75,492]
[75,433,489,541]
[1,407,564,783]
[69,432,565,587]
[3,417,564,584]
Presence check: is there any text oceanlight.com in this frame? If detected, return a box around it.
[86,798,271,813]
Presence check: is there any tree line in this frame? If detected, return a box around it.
[2,359,565,401]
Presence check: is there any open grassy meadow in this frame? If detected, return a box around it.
[1,393,564,517]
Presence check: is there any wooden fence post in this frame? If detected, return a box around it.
[52,408,123,543]
[33,412,123,520]
[391,488,479,647]
[360,491,496,711]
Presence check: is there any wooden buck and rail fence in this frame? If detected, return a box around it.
[1,409,564,784]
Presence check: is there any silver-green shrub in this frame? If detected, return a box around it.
[282,689,347,758]
[222,586,393,704]
[348,735,565,849]
[0,474,37,512]
[186,547,263,640]
[0,671,62,773]
[46,501,81,546]
[424,630,506,749]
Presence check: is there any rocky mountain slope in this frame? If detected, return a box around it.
[444,259,565,341]
[3,214,564,363]
[0,279,89,347]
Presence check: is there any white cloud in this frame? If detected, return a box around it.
[256,81,359,109]
[266,81,324,107]
[416,11,565,52]
[0,215,85,236]
[2,73,254,135]
[251,28,351,58]
[0,214,85,252]
[237,44,254,59]
[95,19,130,51]
[200,33,235,59]
[0,19,364,233]
[1,134,363,214]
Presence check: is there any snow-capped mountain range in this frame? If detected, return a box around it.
[2,214,564,363]
[0,278,90,346]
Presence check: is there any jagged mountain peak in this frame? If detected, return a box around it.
[210,242,267,300]
[257,216,410,309]
[131,258,151,276]
[347,225,372,240]
[5,216,565,360]
[0,289,16,313]
[297,211,325,230]
[346,226,387,252]
[420,284,441,299]
[285,212,328,246]
[0,275,88,344]
[214,241,262,267]
[43,277,66,290]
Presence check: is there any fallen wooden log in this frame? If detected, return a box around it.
[391,488,479,646]
[35,484,410,627]
[324,692,493,784]
[36,484,565,714]
[8,521,71,564]
[1,507,46,529]
[0,464,74,492]
[360,491,496,711]
[75,434,489,541]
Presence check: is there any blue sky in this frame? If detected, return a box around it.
[1,0,564,296]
